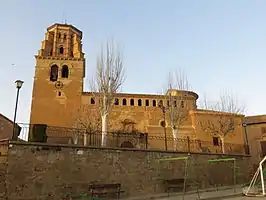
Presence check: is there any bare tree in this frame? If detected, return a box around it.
[162,69,191,149]
[199,92,245,153]
[91,41,125,147]
[73,111,101,146]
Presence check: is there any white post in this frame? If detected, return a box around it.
[259,156,266,195]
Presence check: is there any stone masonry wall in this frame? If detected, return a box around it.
[0,140,8,199]
[3,142,252,200]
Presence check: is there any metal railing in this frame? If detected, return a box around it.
[17,123,248,155]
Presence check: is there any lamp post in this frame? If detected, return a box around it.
[242,123,250,155]
[12,80,24,141]
[158,101,167,151]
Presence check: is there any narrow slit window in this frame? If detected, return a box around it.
[145,99,149,106]
[152,100,156,107]
[114,98,119,105]
[181,101,184,108]
[138,99,142,106]
[130,99,134,106]
[91,97,95,105]
[122,98,127,106]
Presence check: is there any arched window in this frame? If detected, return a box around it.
[152,100,156,107]
[50,65,58,82]
[58,33,61,38]
[63,33,67,40]
[138,99,142,106]
[61,65,69,78]
[145,99,149,106]
[59,47,64,54]
[122,98,127,105]
[130,99,134,106]
[91,97,95,105]
[114,98,119,105]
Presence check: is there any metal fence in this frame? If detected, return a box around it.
[17,123,249,155]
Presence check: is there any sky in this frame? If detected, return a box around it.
[0,0,266,124]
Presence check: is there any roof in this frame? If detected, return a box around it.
[0,113,21,129]
[244,115,266,125]
[82,90,199,99]
[0,113,15,124]
[47,23,82,36]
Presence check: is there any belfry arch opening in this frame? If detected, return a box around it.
[50,65,58,82]
[59,47,64,54]
[61,65,69,78]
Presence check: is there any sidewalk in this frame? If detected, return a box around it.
[122,185,244,200]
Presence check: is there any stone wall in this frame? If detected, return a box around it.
[2,141,252,200]
[0,140,8,199]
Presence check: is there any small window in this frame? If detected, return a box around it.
[158,100,163,107]
[61,65,69,78]
[213,137,219,146]
[50,65,58,82]
[58,91,61,96]
[145,99,149,106]
[63,34,67,40]
[114,98,119,105]
[167,100,170,107]
[174,101,177,107]
[58,33,61,38]
[130,99,134,106]
[152,100,156,107]
[91,97,95,105]
[59,47,64,54]
[122,98,127,105]
[138,99,142,106]
[181,101,184,108]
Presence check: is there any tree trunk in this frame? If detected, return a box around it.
[83,132,87,146]
[101,114,108,147]
[172,128,178,150]
[220,137,225,153]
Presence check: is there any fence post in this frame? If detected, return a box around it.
[187,136,191,152]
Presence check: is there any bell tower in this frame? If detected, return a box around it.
[30,23,85,128]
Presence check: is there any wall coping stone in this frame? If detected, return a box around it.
[8,140,251,158]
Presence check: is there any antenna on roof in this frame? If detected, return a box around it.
[62,11,67,24]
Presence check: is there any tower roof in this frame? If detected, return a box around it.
[47,23,82,37]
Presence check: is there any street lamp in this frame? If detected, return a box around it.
[242,123,250,155]
[158,101,168,151]
[12,80,24,140]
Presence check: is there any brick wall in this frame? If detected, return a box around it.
[1,141,252,200]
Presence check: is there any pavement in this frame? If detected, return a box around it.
[123,185,265,200]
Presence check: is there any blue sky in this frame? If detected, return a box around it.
[0,0,266,123]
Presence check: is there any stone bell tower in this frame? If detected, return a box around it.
[30,23,85,128]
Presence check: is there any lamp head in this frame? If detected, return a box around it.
[15,80,24,89]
